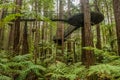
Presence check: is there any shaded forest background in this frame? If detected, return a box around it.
[0,0,120,80]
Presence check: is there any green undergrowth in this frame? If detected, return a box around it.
[0,49,120,80]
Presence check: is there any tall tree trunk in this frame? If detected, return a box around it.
[56,0,64,62]
[67,0,72,52]
[81,0,95,68]
[8,25,14,50]
[104,0,110,24]
[7,8,15,50]
[113,0,120,55]
[0,13,4,49]
[13,0,22,54]
[34,0,41,63]
[0,0,7,49]
[66,0,73,64]
[80,0,86,64]
[22,21,29,54]
[96,25,102,49]
[0,28,4,49]
[94,0,102,49]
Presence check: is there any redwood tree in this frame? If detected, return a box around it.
[0,0,7,49]
[13,0,22,54]
[55,0,65,61]
[94,0,102,49]
[113,0,120,55]
[22,21,29,54]
[81,0,95,68]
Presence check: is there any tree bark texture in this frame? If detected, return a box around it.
[81,0,95,68]
[113,0,120,55]
[13,0,22,54]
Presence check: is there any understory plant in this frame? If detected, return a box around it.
[1,49,120,80]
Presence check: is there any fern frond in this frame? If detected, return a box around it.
[88,64,120,79]
[11,54,32,62]
[110,59,120,66]
[17,64,46,80]
[0,75,12,80]
[19,61,34,67]
[0,63,9,71]
[0,58,9,63]
[47,62,85,80]
[6,62,24,69]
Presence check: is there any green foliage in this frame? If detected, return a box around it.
[0,1,22,27]
[0,13,22,27]
[82,47,120,63]
[0,2,16,9]
[17,64,46,80]
[0,63,9,71]
[47,62,85,80]
[82,46,94,50]
[1,47,120,80]
[0,50,10,63]
[11,54,32,62]
[0,51,46,80]
[88,64,120,80]
[11,54,46,80]
[0,75,12,80]
[0,0,119,80]
[101,24,117,51]
[3,13,21,22]
[110,59,120,66]
[94,49,120,63]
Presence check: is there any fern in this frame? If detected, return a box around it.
[64,62,86,80]
[19,61,34,67]
[88,64,120,79]
[0,13,22,27]
[110,59,120,66]
[0,63,9,72]
[6,62,25,70]
[0,75,12,80]
[85,47,120,63]
[3,13,22,21]
[47,62,85,80]
[11,54,33,62]
[17,64,46,80]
